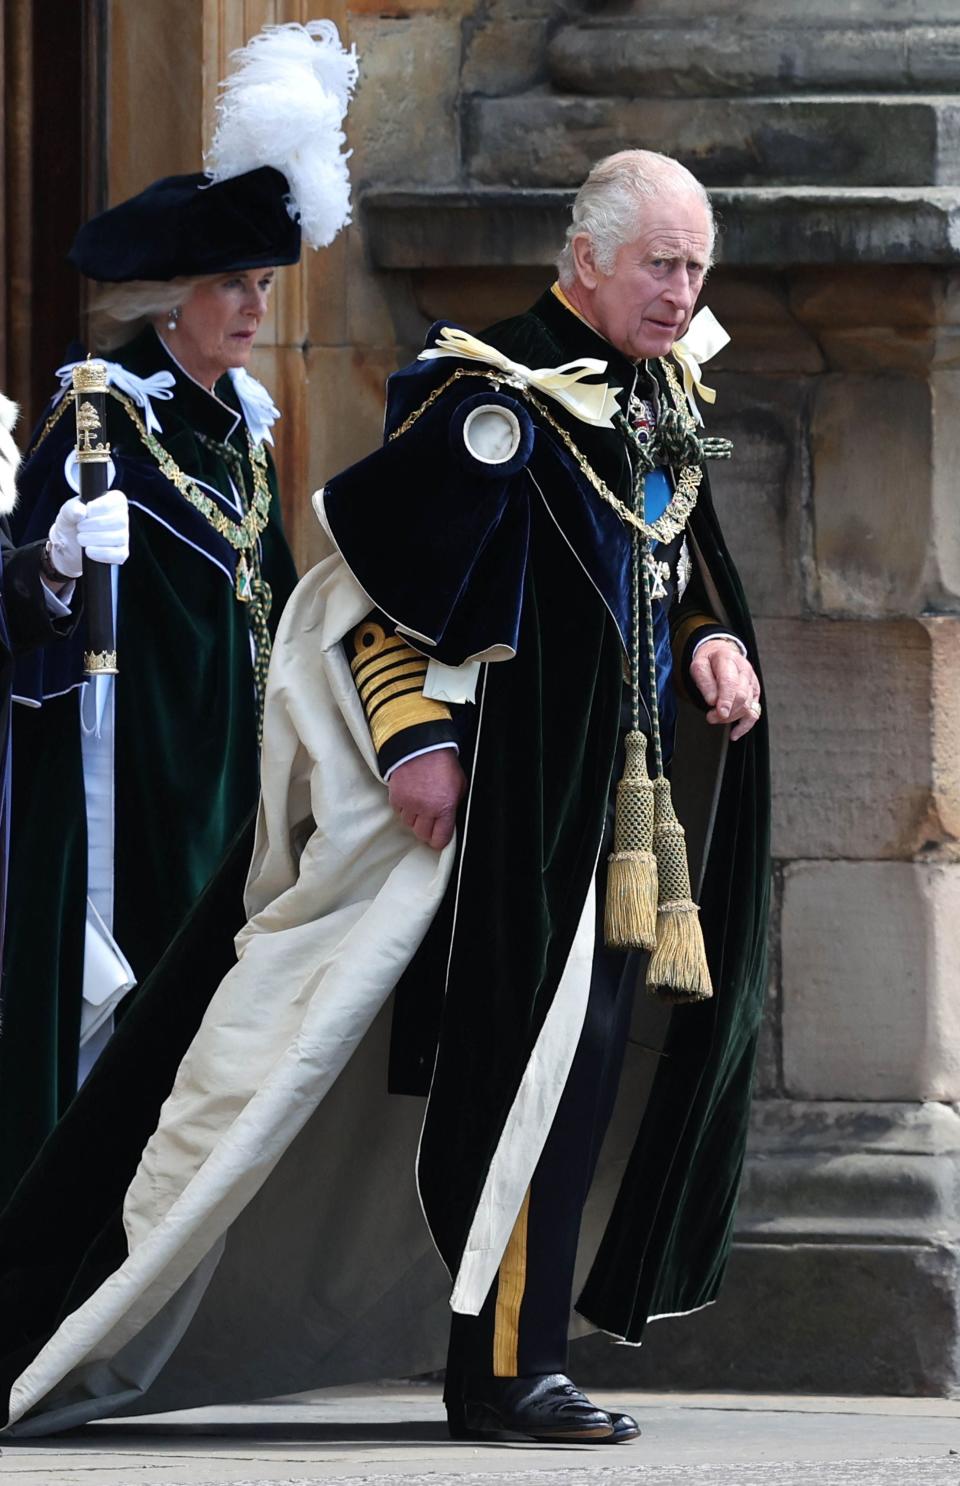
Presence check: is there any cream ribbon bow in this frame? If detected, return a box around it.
[229,367,281,448]
[55,361,175,436]
[670,307,731,425]
[418,325,621,428]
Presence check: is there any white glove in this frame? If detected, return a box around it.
[48,489,130,578]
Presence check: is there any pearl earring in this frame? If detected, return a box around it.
[166,306,180,331]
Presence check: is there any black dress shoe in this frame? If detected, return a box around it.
[605,1410,641,1443]
[447,1372,615,1442]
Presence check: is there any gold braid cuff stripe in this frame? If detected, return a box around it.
[387,360,703,545]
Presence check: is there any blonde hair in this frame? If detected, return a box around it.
[556,150,715,288]
[86,275,209,352]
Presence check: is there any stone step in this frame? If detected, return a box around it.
[549,19,960,97]
[362,186,960,270]
[466,93,960,189]
[597,0,960,23]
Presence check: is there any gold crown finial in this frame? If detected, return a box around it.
[72,359,109,395]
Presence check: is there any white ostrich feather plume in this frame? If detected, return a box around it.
[0,393,20,516]
[206,20,358,250]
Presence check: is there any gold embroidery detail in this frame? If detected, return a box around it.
[351,631,410,675]
[388,367,702,546]
[354,656,422,700]
[30,393,74,453]
[349,624,452,750]
[493,1189,530,1377]
[368,690,452,753]
[352,622,388,659]
[30,384,276,744]
[361,669,428,710]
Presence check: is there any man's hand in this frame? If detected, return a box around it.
[388,749,466,850]
[688,638,762,741]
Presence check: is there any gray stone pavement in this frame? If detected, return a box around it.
[2,1385,960,1486]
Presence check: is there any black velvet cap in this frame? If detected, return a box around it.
[68,166,301,283]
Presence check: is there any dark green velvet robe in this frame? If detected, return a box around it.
[0,329,297,1206]
[326,288,772,1338]
[486,289,771,1338]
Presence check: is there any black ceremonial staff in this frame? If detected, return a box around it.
[72,360,118,674]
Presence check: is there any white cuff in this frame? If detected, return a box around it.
[691,630,746,660]
[383,740,459,781]
[41,579,76,615]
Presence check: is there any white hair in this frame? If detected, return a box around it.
[86,275,209,352]
[556,149,715,288]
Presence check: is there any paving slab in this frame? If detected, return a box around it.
[2,1385,960,1485]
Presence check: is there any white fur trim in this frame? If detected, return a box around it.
[0,392,21,515]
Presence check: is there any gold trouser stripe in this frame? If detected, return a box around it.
[492,1188,531,1377]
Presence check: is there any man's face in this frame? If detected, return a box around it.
[570,194,712,361]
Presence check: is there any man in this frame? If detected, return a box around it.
[1,151,769,1443]
[334,148,766,1441]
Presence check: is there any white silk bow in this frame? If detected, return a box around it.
[418,326,621,428]
[55,361,175,436]
[229,366,281,448]
[670,307,731,425]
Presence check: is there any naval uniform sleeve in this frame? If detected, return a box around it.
[1,529,80,652]
[670,545,745,708]
[346,611,459,780]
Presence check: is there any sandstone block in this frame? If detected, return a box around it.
[756,616,960,860]
[705,373,812,619]
[788,266,960,373]
[600,0,960,21]
[548,21,960,97]
[573,1100,960,1394]
[811,375,932,614]
[361,188,960,272]
[573,1244,960,1394]
[781,862,960,1100]
[753,873,783,1100]
[349,16,461,187]
[249,345,310,575]
[303,344,415,568]
[411,266,550,333]
[789,266,944,328]
[462,17,549,97]
[702,273,826,376]
[467,95,960,190]
[930,370,960,607]
[307,228,349,349]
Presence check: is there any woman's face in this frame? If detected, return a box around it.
[166,268,276,388]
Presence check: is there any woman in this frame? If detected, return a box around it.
[0,166,305,1206]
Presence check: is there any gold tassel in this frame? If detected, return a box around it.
[604,730,658,950]
[647,775,713,1003]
